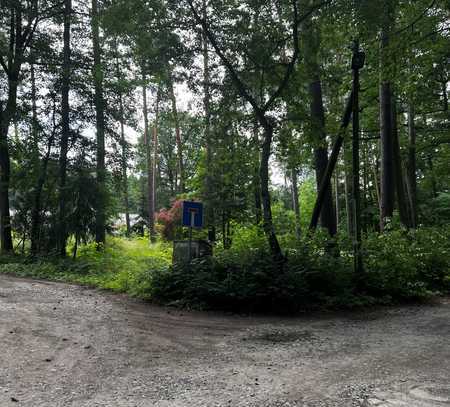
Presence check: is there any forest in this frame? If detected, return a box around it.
[0,0,449,312]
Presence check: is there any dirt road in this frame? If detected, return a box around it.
[0,275,449,406]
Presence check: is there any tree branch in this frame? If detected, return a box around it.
[185,0,264,120]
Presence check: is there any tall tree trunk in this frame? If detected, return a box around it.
[168,74,185,193]
[406,103,417,228]
[58,0,72,256]
[115,42,130,236]
[31,127,55,255]
[0,75,19,253]
[260,124,283,261]
[441,77,448,112]
[379,9,395,231]
[334,171,339,233]
[309,91,353,232]
[91,0,106,247]
[351,47,363,275]
[291,168,301,238]
[30,62,39,152]
[252,124,262,225]
[142,76,153,240]
[309,80,336,236]
[427,155,438,199]
[391,96,410,227]
[303,14,336,236]
[119,93,130,236]
[150,89,161,243]
[372,162,381,218]
[202,0,215,240]
[344,143,354,236]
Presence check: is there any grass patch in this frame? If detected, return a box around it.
[0,237,171,299]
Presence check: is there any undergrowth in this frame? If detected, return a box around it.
[0,227,448,313]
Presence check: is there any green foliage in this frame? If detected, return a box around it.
[0,237,171,299]
[1,226,448,313]
[151,226,450,312]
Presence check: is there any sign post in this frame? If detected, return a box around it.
[182,201,204,262]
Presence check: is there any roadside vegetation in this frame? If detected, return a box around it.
[0,1,449,314]
[1,223,448,313]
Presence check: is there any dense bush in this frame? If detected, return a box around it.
[1,227,448,313]
[150,225,450,312]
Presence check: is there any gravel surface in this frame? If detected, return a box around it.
[0,275,449,407]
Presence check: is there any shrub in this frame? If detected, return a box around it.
[151,226,450,312]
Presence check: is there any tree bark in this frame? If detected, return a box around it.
[115,42,130,236]
[260,124,283,260]
[150,89,161,243]
[202,0,215,240]
[379,10,395,231]
[309,91,353,232]
[344,144,354,236]
[406,103,417,228]
[309,80,336,236]
[168,74,185,194]
[119,92,130,236]
[0,75,19,254]
[91,0,106,247]
[334,171,339,233]
[291,168,301,238]
[303,12,336,236]
[391,96,410,227]
[142,76,153,240]
[58,0,72,255]
[252,124,262,225]
[31,124,55,256]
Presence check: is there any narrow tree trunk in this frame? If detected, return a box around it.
[291,168,301,238]
[441,78,448,112]
[344,144,354,236]
[168,74,185,193]
[58,0,72,255]
[142,76,153,240]
[334,171,339,233]
[115,42,130,236]
[379,12,395,231]
[302,7,336,236]
[309,91,353,232]
[202,0,215,240]
[0,122,14,253]
[427,155,438,199]
[0,75,19,253]
[150,89,161,243]
[391,96,410,227]
[260,124,283,261]
[406,103,418,227]
[31,138,54,255]
[31,100,56,256]
[309,80,336,236]
[119,93,130,236]
[91,0,106,247]
[30,62,39,151]
[351,49,363,275]
[252,124,262,225]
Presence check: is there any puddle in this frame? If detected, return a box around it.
[365,383,450,406]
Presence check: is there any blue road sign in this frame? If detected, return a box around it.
[182,201,203,228]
